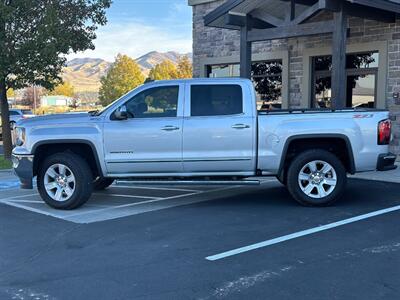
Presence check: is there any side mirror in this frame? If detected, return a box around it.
[114,105,128,120]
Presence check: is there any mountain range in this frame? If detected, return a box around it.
[63,51,192,92]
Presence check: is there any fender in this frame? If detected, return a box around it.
[278,134,356,179]
[31,139,105,177]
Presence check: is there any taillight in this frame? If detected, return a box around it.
[378,119,391,145]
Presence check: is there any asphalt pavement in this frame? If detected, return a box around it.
[0,177,399,300]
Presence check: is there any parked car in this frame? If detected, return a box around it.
[9,109,35,128]
[12,78,397,210]
[0,109,35,139]
[1,109,35,128]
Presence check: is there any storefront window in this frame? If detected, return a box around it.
[312,52,378,108]
[207,60,283,110]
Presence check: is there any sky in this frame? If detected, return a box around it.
[67,0,193,62]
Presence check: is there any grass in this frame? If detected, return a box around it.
[0,156,12,170]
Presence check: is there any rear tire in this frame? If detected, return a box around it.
[287,149,347,207]
[37,152,93,210]
[93,178,114,190]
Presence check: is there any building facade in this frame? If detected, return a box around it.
[189,0,400,154]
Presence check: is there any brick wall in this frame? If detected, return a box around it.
[191,1,400,154]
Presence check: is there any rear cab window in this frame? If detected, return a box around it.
[190,84,243,117]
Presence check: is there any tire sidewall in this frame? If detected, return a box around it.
[38,153,93,210]
[93,178,114,191]
[287,150,347,206]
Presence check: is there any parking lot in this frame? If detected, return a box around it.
[0,179,277,224]
[0,172,400,299]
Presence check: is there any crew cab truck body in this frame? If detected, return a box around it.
[12,78,397,209]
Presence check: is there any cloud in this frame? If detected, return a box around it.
[67,7,193,61]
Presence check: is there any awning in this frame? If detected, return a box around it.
[205,0,400,30]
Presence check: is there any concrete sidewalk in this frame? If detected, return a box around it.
[351,163,400,184]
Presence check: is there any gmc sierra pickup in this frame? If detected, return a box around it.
[12,78,397,210]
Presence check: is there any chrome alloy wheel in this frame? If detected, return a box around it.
[298,160,337,199]
[44,164,76,202]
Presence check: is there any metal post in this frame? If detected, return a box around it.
[240,17,252,79]
[33,85,36,114]
[331,3,347,109]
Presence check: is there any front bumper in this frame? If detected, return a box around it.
[377,153,397,171]
[12,154,34,189]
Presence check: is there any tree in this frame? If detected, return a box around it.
[148,60,179,81]
[6,88,14,99]
[21,86,43,108]
[49,82,75,97]
[0,0,111,159]
[99,54,145,106]
[177,56,193,79]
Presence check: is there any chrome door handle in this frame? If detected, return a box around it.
[161,126,180,131]
[232,124,250,129]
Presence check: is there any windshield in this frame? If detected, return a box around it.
[22,110,33,115]
[94,86,143,116]
[94,101,117,116]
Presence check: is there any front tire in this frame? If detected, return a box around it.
[287,149,347,206]
[93,178,114,190]
[38,152,93,210]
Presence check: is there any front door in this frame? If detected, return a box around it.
[103,84,184,175]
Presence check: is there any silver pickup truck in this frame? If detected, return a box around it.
[12,78,397,210]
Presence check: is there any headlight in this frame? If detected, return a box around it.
[15,127,26,146]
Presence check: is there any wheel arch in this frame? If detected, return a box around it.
[277,134,356,183]
[32,139,103,179]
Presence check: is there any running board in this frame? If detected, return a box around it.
[115,180,261,186]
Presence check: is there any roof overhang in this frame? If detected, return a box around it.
[205,0,400,30]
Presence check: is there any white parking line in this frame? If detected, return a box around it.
[1,199,71,219]
[206,204,400,261]
[6,199,43,204]
[93,193,161,200]
[0,193,39,200]
[66,185,241,219]
[0,179,279,223]
[113,185,200,193]
[66,191,203,218]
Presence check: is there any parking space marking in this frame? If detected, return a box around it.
[93,193,162,200]
[1,193,39,200]
[1,199,74,219]
[0,179,279,223]
[206,204,400,261]
[7,199,43,204]
[66,191,206,218]
[114,184,200,193]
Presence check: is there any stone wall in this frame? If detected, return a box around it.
[191,0,400,154]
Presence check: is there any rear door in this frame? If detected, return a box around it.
[182,82,256,174]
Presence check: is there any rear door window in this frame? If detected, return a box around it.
[190,84,243,117]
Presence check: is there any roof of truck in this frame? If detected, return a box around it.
[145,78,252,85]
